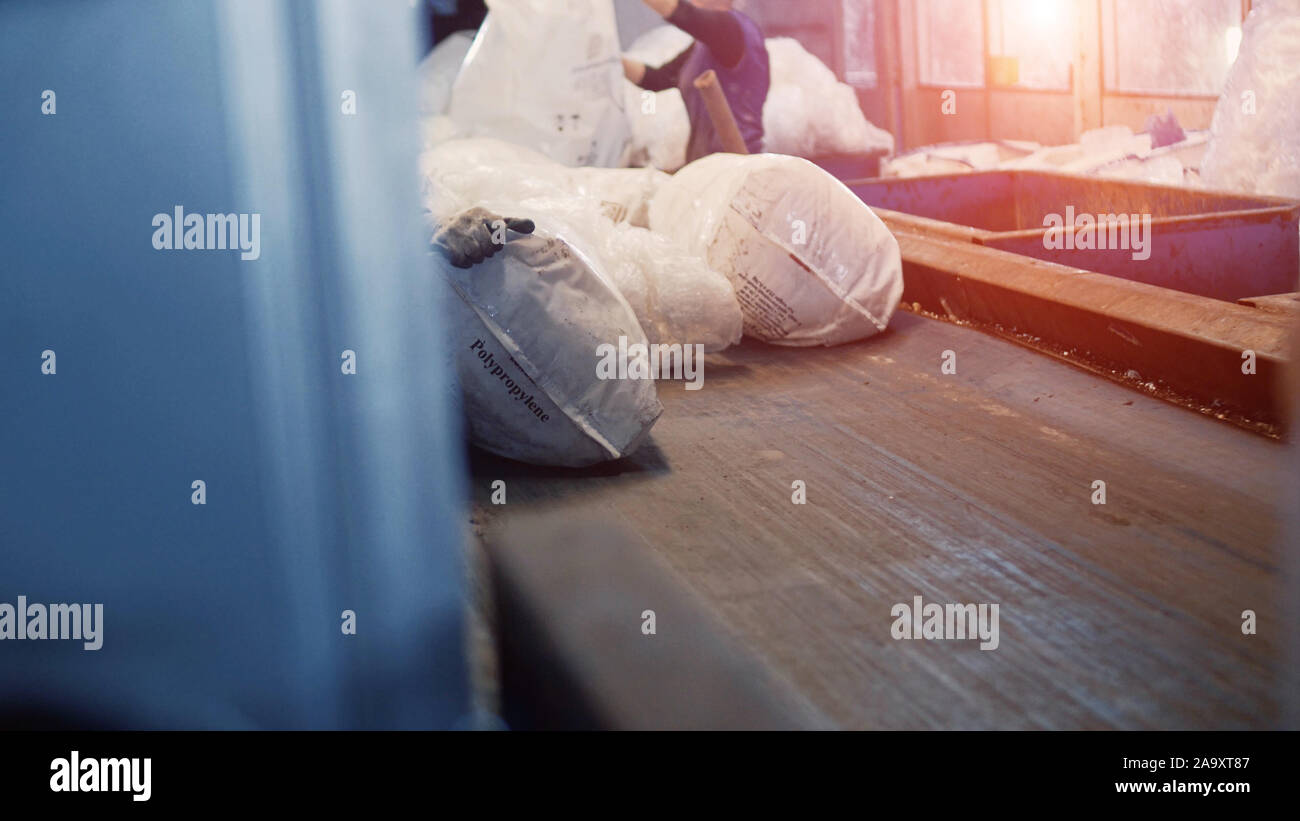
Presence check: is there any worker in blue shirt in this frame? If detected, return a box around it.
[622,0,770,162]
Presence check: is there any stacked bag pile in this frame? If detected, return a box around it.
[422,0,904,467]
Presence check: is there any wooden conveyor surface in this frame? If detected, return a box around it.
[470,309,1289,729]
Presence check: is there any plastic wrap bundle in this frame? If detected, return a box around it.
[1095,153,1193,187]
[448,0,630,167]
[626,20,693,64]
[1201,0,1300,198]
[650,153,903,347]
[882,130,1209,186]
[417,30,474,116]
[762,37,894,158]
[435,231,662,467]
[1093,132,1212,188]
[1003,126,1152,174]
[883,140,1040,177]
[624,81,690,172]
[422,138,743,352]
[621,28,895,168]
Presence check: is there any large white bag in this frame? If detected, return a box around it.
[435,229,662,467]
[417,30,475,116]
[762,37,894,158]
[619,28,896,167]
[1201,0,1300,198]
[650,153,903,347]
[422,138,743,352]
[448,0,630,167]
[623,81,690,173]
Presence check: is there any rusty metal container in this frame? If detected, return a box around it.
[849,171,1300,302]
[808,150,887,181]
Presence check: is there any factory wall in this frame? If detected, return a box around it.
[514,1,1236,154]
[886,0,1233,151]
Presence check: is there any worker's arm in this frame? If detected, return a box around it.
[624,47,693,92]
[642,0,746,68]
[432,207,534,269]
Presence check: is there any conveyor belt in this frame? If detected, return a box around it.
[470,310,1290,729]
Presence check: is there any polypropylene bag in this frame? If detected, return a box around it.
[422,138,743,352]
[434,230,662,467]
[448,0,630,167]
[649,153,903,347]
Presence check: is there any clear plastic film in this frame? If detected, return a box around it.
[1201,0,1300,198]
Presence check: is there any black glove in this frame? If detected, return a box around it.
[432,207,536,269]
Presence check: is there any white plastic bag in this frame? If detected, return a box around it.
[1201,0,1300,198]
[420,136,665,224]
[650,153,903,347]
[422,138,743,352]
[620,28,895,167]
[417,31,475,116]
[435,229,662,467]
[762,37,894,158]
[448,0,630,167]
[624,81,690,173]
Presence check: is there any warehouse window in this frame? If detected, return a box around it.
[842,0,878,87]
[986,0,1073,90]
[1101,0,1242,96]
[916,0,984,88]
